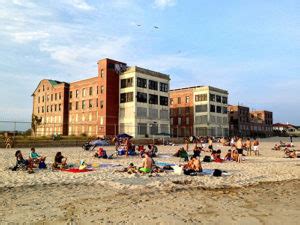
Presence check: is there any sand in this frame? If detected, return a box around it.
[0,137,299,224]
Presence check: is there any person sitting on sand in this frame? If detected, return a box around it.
[183,156,203,175]
[94,147,108,159]
[211,150,217,160]
[147,144,158,157]
[193,142,202,157]
[174,147,189,162]
[29,147,46,164]
[213,150,223,163]
[224,149,233,161]
[53,152,67,169]
[232,148,239,162]
[272,144,281,151]
[12,150,33,172]
[139,152,153,173]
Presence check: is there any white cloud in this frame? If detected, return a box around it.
[64,0,94,11]
[11,31,50,43]
[154,0,176,9]
[11,0,36,8]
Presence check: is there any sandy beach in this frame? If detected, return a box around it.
[0,137,299,224]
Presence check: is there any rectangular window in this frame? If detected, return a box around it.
[186,117,190,125]
[137,107,147,118]
[178,117,182,125]
[96,86,99,94]
[38,96,40,103]
[69,103,72,111]
[54,105,57,111]
[185,107,190,114]
[121,78,133,88]
[148,80,158,90]
[47,106,49,112]
[82,88,86,97]
[96,99,98,107]
[138,123,147,135]
[149,94,158,104]
[150,123,158,135]
[186,96,190,103]
[50,105,53,112]
[100,86,104,94]
[137,77,147,88]
[76,90,79,98]
[222,96,228,104]
[177,97,181,104]
[58,104,61,111]
[170,98,173,105]
[82,100,85,109]
[137,92,147,103]
[75,102,79,110]
[70,91,72,99]
[160,82,168,92]
[149,109,158,119]
[223,106,228,114]
[217,106,222,113]
[195,94,207,102]
[100,69,104,77]
[55,93,57,101]
[100,100,104,109]
[210,104,216,112]
[160,96,168,106]
[89,99,93,108]
[216,95,221,103]
[42,106,44,113]
[160,109,169,119]
[210,94,215,101]
[195,104,207,112]
[89,87,93,96]
[59,93,61,100]
[120,92,134,103]
[51,94,53,101]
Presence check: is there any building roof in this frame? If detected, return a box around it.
[273,123,295,128]
[170,85,228,94]
[48,80,65,86]
[122,66,170,80]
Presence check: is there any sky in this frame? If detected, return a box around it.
[0,0,299,127]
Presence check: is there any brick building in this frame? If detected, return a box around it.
[170,86,229,137]
[228,105,273,137]
[32,58,170,138]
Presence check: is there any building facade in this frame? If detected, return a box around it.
[32,58,170,138]
[170,86,229,137]
[228,105,273,137]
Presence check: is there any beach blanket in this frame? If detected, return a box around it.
[61,168,94,173]
[99,163,122,168]
[156,162,176,167]
[158,154,172,158]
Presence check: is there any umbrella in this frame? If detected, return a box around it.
[117,133,133,139]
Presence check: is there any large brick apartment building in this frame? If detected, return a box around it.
[32,58,170,138]
[170,86,229,137]
[228,105,273,136]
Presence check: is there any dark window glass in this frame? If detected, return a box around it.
[121,78,133,88]
[120,92,133,103]
[223,107,228,114]
[210,104,216,112]
[210,94,215,101]
[148,80,158,90]
[137,92,147,103]
[160,82,168,92]
[70,91,72,99]
[137,77,147,88]
[160,96,168,106]
[177,97,181,104]
[217,106,222,113]
[222,96,228,104]
[216,95,221,103]
[195,105,207,112]
[149,94,158,104]
[195,94,207,102]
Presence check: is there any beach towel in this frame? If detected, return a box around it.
[156,162,176,167]
[158,154,172,158]
[61,168,94,173]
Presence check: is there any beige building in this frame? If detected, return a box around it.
[119,66,170,138]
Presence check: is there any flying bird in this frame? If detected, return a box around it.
[137,24,142,27]
[153,26,159,29]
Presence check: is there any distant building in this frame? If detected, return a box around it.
[228,105,273,137]
[170,86,229,137]
[32,58,170,138]
[273,123,300,136]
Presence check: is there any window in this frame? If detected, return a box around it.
[210,94,215,101]
[138,123,147,135]
[89,87,93,96]
[195,115,208,124]
[70,91,72,99]
[76,90,79,98]
[216,95,221,103]
[160,82,168,92]
[42,106,44,113]
[75,102,79,110]
[149,109,158,119]
[59,93,61,100]
[160,109,169,119]
[186,117,190,125]
[69,103,72,111]
[137,77,147,88]
[137,92,147,103]
[148,80,158,90]
[42,96,44,102]
[96,86,99,94]
[149,94,158,104]
[186,96,190,103]
[177,97,181,104]
[217,106,222,113]
[222,96,228,104]
[185,107,190,114]
[50,105,53,112]
[120,92,133,103]
[100,86,104,94]
[160,96,168,106]
[100,100,104,108]
[47,106,49,112]
[178,117,182,125]
[210,104,216,112]
[38,97,40,103]
[82,100,85,109]
[37,107,40,113]
[170,98,173,105]
[121,78,133,88]
[195,104,207,112]
[150,123,158,135]
[59,104,61,111]
[195,94,207,102]
[137,107,147,118]
[54,105,57,111]
[100,69,104,78]
[51,94,53,101]
[82,88,86,97]
[223,107,228,114]
[89,100,93,108]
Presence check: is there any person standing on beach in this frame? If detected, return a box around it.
[208,137,213,152]
[246,138,252,156]
[236,137,243,163]
[253,138,260,156]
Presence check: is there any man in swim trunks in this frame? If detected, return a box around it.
[236,137,243,163]
[139,152,153,173]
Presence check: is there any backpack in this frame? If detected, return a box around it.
[213,169,222,177]
[203,156,211,162]
[39,161,47,169]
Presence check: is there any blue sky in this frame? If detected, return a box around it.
[0,0,299,125]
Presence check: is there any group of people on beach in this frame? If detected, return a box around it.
[272,139,299,158]
[12,148,67,172]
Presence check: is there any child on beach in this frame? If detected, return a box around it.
[224,149,233,161]
[29,147,46,164]
[12,150,33,172]
[53,152,67,169]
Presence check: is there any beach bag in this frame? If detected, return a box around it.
[203,156,211,162]
[39,161,47,169]
[213,169,222,177]
[172,165,183,175]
